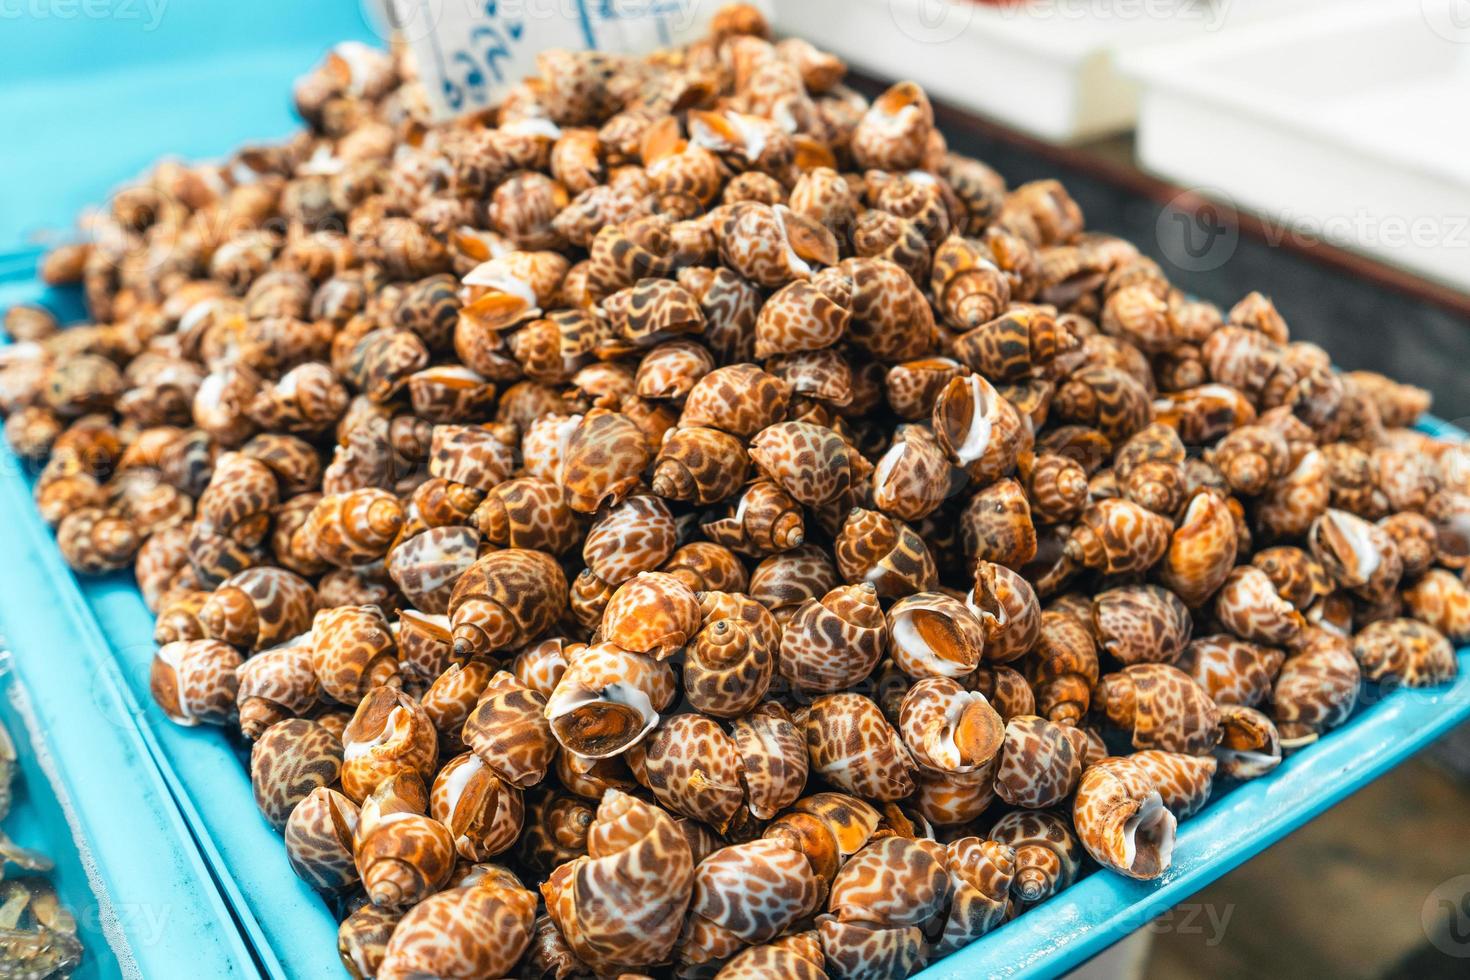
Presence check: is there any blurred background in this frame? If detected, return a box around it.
[1,1,1468,978]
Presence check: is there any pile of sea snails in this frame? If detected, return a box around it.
[2,5,1468,978]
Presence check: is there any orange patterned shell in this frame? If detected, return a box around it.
[447,549,567,659]
[541,790,695,973]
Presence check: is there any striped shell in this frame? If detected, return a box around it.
[1270,628,1360,748]
[285,786,359,891]
[1352,618,1457,689]
[681,364,791,438]
[385,526,480,615]
[583,494,677,585]
[936,837,1015,955]
[352,775,456,910]
[306,489,405,568]
[650,425,749,505]
[236,634,320,740]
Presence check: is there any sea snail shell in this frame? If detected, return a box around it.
[1073,755,1178,880]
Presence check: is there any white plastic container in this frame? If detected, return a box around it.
[773,0,1331,143]
[1123,0,1470,290]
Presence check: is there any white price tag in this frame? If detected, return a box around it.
[387,0,741,120]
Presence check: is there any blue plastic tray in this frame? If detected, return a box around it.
[4,5,1470,978]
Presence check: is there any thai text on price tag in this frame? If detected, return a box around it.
[387,0,753,120]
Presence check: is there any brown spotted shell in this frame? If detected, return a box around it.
[932,373,1025,485]
[471,477,581,556]
[150,638,242,726]
[1308,508,1403,604]
[833,508,938,598]
[540,789,695,973]
[681,363,791,438]
[898,677,1004,776]
[1127,750,1217,819]
[886,591,986,680]
[851,80,934,171]
[702,479,806,556]
[660,541,749,594]
[990,810,1082,906]
[1352,618,1457,689]
[1065,498,1173,576]
[195,566,316,652]
[462,671,557,789]
[780,583,887,694]
[285,786,359,891]
[447,548,566,659]
[730,702,809,822]
[249,717,343,833]
[1095,664,1221,755]
[1030,609,1100,724]
[583,493,677,585]
[1271,628,1360,748]
[309,608,398,709]
[428,752,525,860]
[1214,704,1283,780]
[384,525,480,616]
[749,421,859,508]
[339,687,438,803]
[428,424,514,492]
[627,713,744,829]
[969,561,1041,664]
[685,594,779,719]
[1092,585,1193,667]
[1158,489,1238,607]
[353,775,456,910]
[559,410,652,514]
[826,836,948,940]
[801,693,915,801]
[960,478,1037,571]
[1214,565,1306,647]
[545,642,677,759]
[1072,755,1177,880]
[1177,634,1285,708]
[306,488,406,568]
[992,715,1088,809]
[236,633,320,740]
[650,425,749,505]
[1403,569,1470,644]
[678,838,823,968]
[378,869,537,979]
